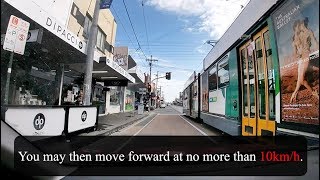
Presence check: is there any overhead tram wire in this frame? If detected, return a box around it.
[122,0,147,59]
[142,0,151,55]
[111,5,148,67]
[111,6,136,49]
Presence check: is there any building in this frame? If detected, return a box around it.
[1,0,99,136]
[67,1,137,115]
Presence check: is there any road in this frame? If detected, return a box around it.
[112,105,222,136]
[62,105,319,179]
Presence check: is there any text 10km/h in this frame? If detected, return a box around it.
[261,151,302,162]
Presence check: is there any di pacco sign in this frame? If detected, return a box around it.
[3,15,30,55]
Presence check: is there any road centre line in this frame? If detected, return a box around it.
[113,114,158,153]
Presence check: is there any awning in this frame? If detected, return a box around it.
[127,83,146,92]
[127,66,144,84]
[92,57,135,83]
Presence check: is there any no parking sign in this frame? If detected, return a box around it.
[3,15,30,55]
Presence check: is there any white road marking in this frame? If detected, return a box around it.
[112,113,156,135]
[156,113,183,115]
[179,115,208,136]
[179,115,218,143]
[133,114,158,136]
[113,114,158,153]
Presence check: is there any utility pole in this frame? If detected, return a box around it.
[146,55,158,82]
[146,55,158,107]
[155,71,158,108]
[83,0,100,105]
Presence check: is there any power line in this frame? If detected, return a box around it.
[122,0,147,59]
[142,0,151,54]
[112,6,148,67]
[111,6,137,50]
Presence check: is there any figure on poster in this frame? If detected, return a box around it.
[290,18,319,103]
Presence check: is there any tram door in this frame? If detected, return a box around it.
[239,27,276,136]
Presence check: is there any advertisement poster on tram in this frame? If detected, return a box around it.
[272,0,319,125]
[201,71,209,112]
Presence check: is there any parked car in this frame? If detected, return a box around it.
[160,103,166,108]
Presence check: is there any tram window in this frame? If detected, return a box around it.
[263,31,275,120]
[241,48,248,116]
[208,65,217,91]
[218,56,229,88]
[247,45,256,118]
[255,37,266,119]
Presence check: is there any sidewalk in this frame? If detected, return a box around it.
[84,110,150,136]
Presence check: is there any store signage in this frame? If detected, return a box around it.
[104,80,128,86]
[68,107,97,133]
[45,17,84,52]
[3,15,30,55]
[27,29,43,43]
[33,113,45,130]
[113,47,129,70]
[81,111,87,122]
[4,0,86,54]
[5,107,65,136]
[99,57,136,83]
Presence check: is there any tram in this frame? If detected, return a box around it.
[182,0,319,137]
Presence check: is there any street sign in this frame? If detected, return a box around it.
[3,15,30,55]
[2,29,42,45]
[139,88,147,92]
[100,0,113,9]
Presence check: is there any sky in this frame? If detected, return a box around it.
[110,0,250,102]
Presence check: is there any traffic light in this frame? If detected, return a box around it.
[165,72,171,80]
[147,83,151,92]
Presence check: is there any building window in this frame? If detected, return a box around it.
[217,55,229,88]
[83,16,92,38]
[96,29,106,52]
[208,65,217,91]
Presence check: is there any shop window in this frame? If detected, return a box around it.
[110,87,120,105]
[125,89,134,111]
[96,29,106,52]
[217,55,230,88]
[208,65,217,91]
[83,16,92,38]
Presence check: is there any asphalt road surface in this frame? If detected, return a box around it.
[112,105,222,136]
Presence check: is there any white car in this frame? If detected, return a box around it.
[160,103,166,108]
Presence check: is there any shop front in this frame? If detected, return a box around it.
[1,0,97,136]
[91,57,135,115]
[127,58,146,111]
